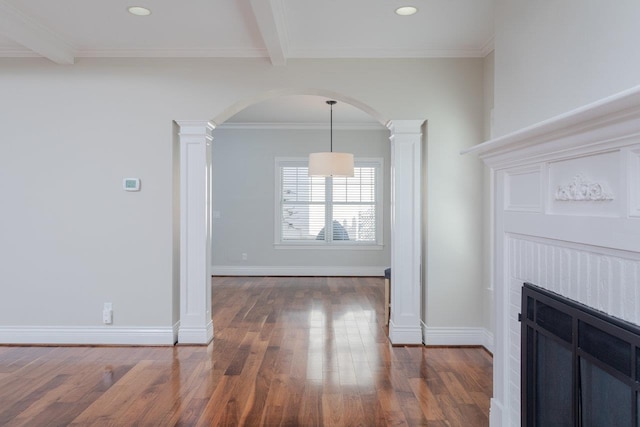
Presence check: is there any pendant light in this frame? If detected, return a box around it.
[308,100,354,177]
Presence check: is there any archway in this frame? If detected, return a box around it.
[175,89,424,345]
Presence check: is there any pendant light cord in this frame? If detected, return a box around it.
[327,100,336,152]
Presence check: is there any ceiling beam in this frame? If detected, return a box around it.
[249,0,288,66]
[0,0,76,64]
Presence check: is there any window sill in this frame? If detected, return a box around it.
[274,243,384,251]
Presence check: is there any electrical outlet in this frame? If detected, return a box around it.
[241,252,248,261]
[103,302,113,325]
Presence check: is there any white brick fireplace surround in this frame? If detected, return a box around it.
[465,86,640,427]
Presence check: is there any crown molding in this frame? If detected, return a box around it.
[0,46,490,60]
[0,45,494,61]
[217,122,385,131]
[74,47,269,58]
[72,46,488,60]
[0,46,39,57]
[288,47,487,59]
[481,36,494,57]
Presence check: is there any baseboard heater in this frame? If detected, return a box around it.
[521,282,640,426]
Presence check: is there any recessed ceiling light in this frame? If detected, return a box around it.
[128,6,151,16]
[395,6,418,16]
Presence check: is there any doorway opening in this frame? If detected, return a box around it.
[174,89,424,346]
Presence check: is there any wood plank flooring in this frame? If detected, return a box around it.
[0,276,492,426]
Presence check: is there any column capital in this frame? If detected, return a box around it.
[176,120,215,139]
[387,119,424,135]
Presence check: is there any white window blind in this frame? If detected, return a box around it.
[276,158,382,247]
[331,166,377,243]
[281,165,326,241]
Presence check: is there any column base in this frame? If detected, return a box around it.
[388,320,422,345]
[178,320,213,344]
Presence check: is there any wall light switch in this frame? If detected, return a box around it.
[213,211,221,219]
[123,178,141,191]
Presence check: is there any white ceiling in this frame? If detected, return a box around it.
[0,0,494,123]
[0,0,494,65]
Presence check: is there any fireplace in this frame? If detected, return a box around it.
[465,87,640,426]
[521,282,640,426]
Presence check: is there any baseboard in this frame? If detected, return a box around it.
[0,325,178,346]
[211,265,386,277]
[482,329,495,354]
[489,398,506,427]
[422,322,494,352]
[389,321,422,345]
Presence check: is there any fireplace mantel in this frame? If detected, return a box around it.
[466,85,640,427]
[465,84,640,169]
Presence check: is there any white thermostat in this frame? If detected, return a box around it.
[123,178,141,191]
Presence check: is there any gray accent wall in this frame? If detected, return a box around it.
[211,127,391,270]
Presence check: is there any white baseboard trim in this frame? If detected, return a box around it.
[178,320,214,345]
[211,265,386,277]
[482,329,495,354]
[389,321,423,345]
[422,322,494,352]
[0,325,178,346]
[489,398,506,427]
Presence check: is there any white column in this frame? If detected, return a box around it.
[176,120,214,344]
[387,120,423,344]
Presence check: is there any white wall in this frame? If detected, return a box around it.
[482,50,495,337]
[424,67,485,329]
[211,127,390,271]
[171,122,181,326]
[494,0,640,137]
[0,57,484,341]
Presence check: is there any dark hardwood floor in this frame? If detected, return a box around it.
[0,276,492,426]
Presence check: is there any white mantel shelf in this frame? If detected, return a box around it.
[464,85,640,427]
[463,84,640,169]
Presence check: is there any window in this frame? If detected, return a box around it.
[276,158,383,248]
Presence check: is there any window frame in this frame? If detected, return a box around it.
[274,157,384,250]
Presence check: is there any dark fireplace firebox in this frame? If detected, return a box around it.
[521,283,640,426]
